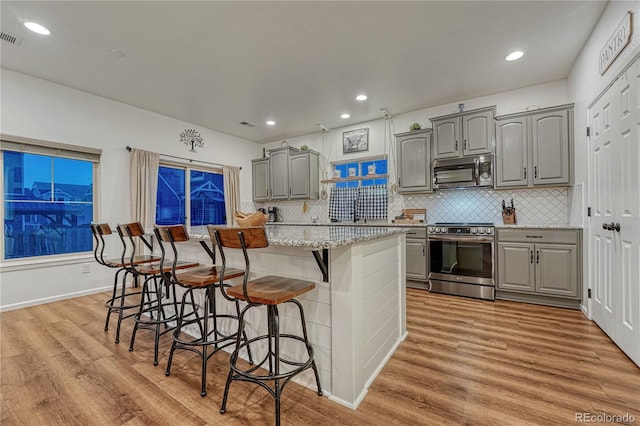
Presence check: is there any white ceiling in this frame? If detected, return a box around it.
[0,1,606,144]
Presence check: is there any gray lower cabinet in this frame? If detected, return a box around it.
[396,129,432,193]
[496,228,581,306]
[252,147,319,201]
[406,229,428,289]
[431,106,495,160]
[495,104,573,188]
[252,158,270,201]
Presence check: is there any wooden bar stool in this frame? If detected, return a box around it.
[118,222,199,366]
[210,226,322,426]
[90,223,158,344]
[155,225,253,397]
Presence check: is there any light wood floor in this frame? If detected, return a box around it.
[2,288,639,425]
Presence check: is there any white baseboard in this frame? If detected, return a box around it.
[0,286,111,312]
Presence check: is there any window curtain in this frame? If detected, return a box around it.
[329,187,358,222]
[223,165,240,226]
[356,185,388,220]
[129,148,160,232]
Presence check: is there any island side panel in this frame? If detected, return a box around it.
[330,234,405,409]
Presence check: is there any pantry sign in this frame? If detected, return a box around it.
[599,11,633,75]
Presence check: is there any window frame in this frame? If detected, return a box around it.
[0,134,101,266]
[331,154,388,188]
[156,160,225,228]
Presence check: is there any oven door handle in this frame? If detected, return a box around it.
[428,235,494,243]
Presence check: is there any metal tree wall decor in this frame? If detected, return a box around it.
[180,129,204,152]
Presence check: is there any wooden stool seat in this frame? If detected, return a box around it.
[104,254,159,268]
[156,225,252,397]
[227,276,315,305]
[118,222,196,366]
[175,266,244,288]
[91,223,157,344]
[134,260,199,275]
[211,225,322,426]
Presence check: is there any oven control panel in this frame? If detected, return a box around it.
[428,225,494,235]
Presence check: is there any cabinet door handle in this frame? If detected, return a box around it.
[525,235,543,239]
[536,250,540,264]
[534,166,538,179]
[464,139,467,150]
[530,250,533,264]
[455,140,458,151]
[422,244,426,257]
[523,167,527,179]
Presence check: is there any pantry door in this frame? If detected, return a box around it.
[588,55,640,367]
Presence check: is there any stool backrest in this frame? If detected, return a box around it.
[211,226,269,249]
[207,226,269,304]
[116,222,153,270]
[154,225,189,286]
[155,224,190,243]
[90,223,113,266]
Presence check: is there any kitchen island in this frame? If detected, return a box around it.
[186,225,408,409]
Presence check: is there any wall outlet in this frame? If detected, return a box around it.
[81,263,91,274]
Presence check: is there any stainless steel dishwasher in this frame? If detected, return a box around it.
[406,228,429,290]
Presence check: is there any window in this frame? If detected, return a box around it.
[156,165,226,226]
[329,156,388,222]
[2,137,100,260]
[334,157,388,188]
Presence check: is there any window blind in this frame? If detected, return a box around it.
[0,134,102,163]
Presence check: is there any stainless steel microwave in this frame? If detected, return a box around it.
[433,154,493,190]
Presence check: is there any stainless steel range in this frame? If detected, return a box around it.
[427,223,495,301]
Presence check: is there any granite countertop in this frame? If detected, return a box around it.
[270,222,582,230]
[189,225,407,249]
[495,224,583,229]
[266,221,428,228]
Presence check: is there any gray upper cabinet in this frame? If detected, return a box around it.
[495,104,573,188]
[396,129,432,193]
[252,147,319,201]
[252,158,270,201]
[269,148,290,200]
[289,151,319,199]
[531,110,570,185]
[433,118,459,159]
[431,106,495,159]
[495,117,528,187]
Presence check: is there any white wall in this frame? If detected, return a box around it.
[263,80,569,183]
[569,1,640,195]
[566,1,640,317]
[0,69,261,310]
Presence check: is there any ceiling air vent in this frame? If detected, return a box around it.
[240,121,256,127]
[1,30,23,46]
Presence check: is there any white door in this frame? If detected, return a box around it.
[588,56,640,367]
[614,59,640,365]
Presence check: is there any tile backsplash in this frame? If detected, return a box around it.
[251,187,570,225]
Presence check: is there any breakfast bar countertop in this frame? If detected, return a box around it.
[189,224,407,250]
[495,224,584,229]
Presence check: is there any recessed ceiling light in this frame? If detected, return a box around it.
[266,120,276,126]
[356,94,367,101]
[505,51,524,61]
[24,22,50,35]
[341,113,351,119]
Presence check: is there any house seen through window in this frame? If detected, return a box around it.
[3,150,94,259]
[156,166,226,226]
